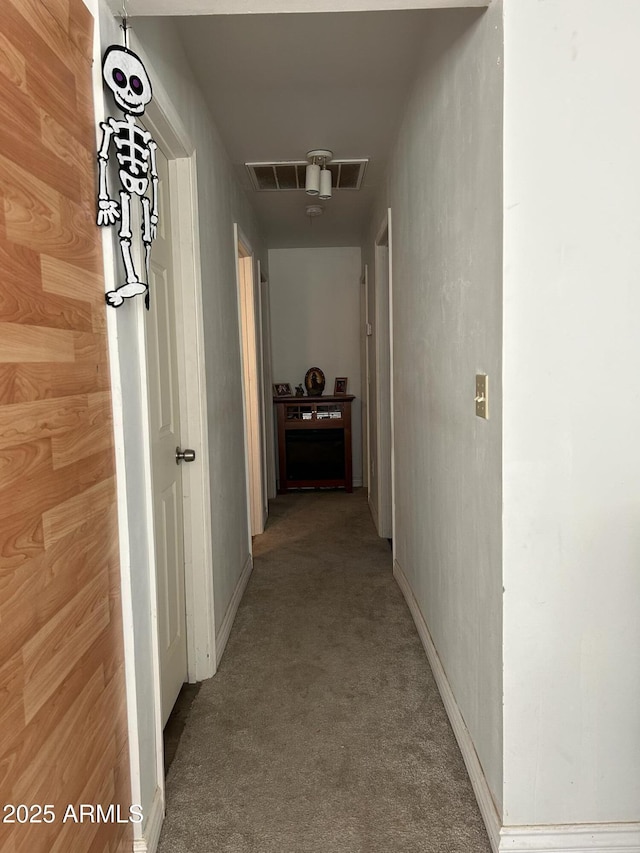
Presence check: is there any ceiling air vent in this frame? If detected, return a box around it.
[246,159,368,192]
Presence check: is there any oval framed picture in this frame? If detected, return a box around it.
[304,367,325,396]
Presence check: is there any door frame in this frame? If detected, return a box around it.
[361,264,370,491]
[98,33,215,852]
[387,211,396,554]
[258,262,277,500]
[235,226,267,540]
[374,209,394,540]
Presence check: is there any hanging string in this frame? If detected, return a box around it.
[120,2,130,48]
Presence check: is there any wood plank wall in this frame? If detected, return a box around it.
[0,1,132,850]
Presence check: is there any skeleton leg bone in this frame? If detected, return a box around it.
[105,190,148,307]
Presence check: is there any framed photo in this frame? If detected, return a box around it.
[273,382,293,397]
[334,377,348,395]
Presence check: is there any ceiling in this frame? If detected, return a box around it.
[118,1,489,20]
[170,10,436,247]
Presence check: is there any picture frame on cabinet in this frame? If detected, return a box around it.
[273,383,293,397]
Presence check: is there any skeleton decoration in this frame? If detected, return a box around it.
[97,45,158,308]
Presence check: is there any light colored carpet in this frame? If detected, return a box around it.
[158,489,491,853]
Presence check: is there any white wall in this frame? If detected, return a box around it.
[366,3,504,812]
[131,18,267,634]
[502,0,640,827]
[269,247,364,487]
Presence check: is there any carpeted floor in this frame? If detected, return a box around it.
[158,489,491,853]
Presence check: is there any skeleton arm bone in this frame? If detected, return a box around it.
[148,139,159,240]
[96,118,120,226]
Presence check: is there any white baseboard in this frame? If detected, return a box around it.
[499,824,640,853]
[216,553,253,667]
[133,784,164,853]
[368,495,380,534]
[393,559,502,853]
[353,477,363,488]
[394,559,640,853]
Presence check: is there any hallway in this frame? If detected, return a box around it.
[158,491,491,853]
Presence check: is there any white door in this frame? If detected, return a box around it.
[146,147,188,726]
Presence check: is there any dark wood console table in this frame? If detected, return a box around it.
[274,395,354,493]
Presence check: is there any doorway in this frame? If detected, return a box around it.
[361,264,370,491]
[258,263,277,499]
[236,230,267,538]
[373,210,394,540]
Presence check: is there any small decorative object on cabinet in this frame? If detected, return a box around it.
[304,367,325,396]
[334,377,348,394]
[273,382,293,397]
[273,395,355,493]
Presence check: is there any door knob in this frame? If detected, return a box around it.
[176,447,196,464]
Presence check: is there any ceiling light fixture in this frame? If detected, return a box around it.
[319,167,332,200]
[306,149,333,198]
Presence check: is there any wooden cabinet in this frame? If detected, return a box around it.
[274,395,355,493]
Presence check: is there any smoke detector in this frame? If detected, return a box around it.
[305,205,324,217]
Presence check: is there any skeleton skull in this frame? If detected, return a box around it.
[102,46,152,115]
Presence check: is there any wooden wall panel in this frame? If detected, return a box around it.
[0,2,132,852]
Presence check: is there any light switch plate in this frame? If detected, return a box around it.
[475,374,488,419]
